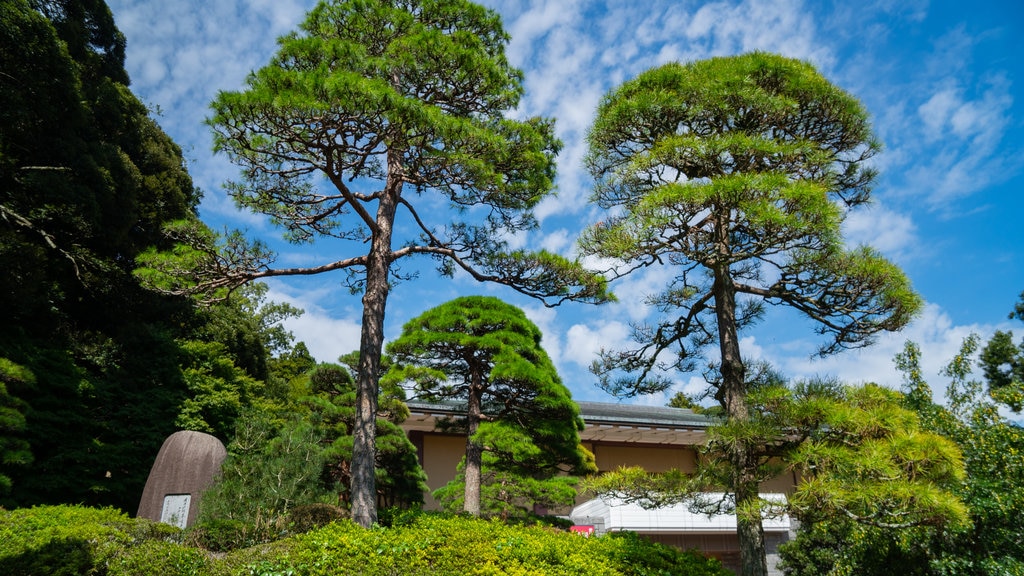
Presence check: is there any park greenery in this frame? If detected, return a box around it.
[1,0,1022,575]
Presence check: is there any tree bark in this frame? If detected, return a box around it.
[713,212,768,576]
[350,156,402,528]
[463,371,484,516]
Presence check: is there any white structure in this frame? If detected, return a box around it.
[570,494,791,535]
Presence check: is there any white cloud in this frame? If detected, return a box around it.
[539,228,571,254]
[843,204,918,257]
[520,302,563,367]
[564,320,631,368]
[918,88,961,140]
[770,303,1007,398]
[264,282,362,363]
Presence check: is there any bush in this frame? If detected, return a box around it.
[109,540,214,576]
[0,505,192,576]
[266,514,731,576]
[0,505,729,576]
[285,503,347,534]
[190,518,264,553]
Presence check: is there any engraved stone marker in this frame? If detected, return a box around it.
[137,430,226,528]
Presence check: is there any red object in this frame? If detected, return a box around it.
[570,525,595,537]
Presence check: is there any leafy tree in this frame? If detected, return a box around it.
[174,340,261,442]
[135,0,610,527]
[193,283,303,384]
[578,53,923,576]
[667,391,708,413]
[1,0,306,513]
[267,341,318,401]
[977,291,1024,412]
[384,296,596,517]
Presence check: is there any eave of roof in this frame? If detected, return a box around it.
[404,400,713,430]
[575,401,712,429]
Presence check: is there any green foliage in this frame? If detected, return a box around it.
[190,518,259,553]
[0,504,192,576]
[0,323,188,511]
[285,503,348,535]
[782,332,1024,575]
[0,0,267,514]
[783,383,966,529]
[588,382,966,530]
[978,326,1024,412]
[434,467,580,519]
[193,283,303,384]
[269,514,731,576]
[386,296,595,516]
[301,362,428,509]
[779,520,937,576]
[266,342,317,401]
[0,505,729,576]
[176,340,261,441]
[1,0,198,327]
[198,411,332,545]
[108,539,214,576]
[0,359,33,494]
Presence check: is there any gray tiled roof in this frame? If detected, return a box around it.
[576,401,712,428]
[405,399,712,429]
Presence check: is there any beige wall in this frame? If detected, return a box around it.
[588,442,698,473]
[417,433,466,510]
[412,431,796,511]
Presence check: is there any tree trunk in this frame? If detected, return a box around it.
[713,213,768,576]
[350,158,402,528]
[464,373,484,516]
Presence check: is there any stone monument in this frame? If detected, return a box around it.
[137,430,227,528]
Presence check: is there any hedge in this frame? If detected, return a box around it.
[0,505,731,576]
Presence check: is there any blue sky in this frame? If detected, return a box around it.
[107,0,1023,404]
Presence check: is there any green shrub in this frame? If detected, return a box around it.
[1,505,729,576]
[190,518,265,553]
[0,505,184,576]
[109,540,214,576]
[285,503,347,534]
[263,514,731,576]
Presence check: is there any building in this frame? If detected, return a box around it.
[401,400,797,575]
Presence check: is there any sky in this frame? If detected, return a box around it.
[106,0,1024,404]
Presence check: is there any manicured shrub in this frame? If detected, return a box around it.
[1,505,729,576]
[0,505,183,575]
[109,540,214,576]
[263,514,731,576]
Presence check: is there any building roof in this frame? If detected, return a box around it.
[575,401,712,445]
[403,400,714,446]
[576,401,711,427]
